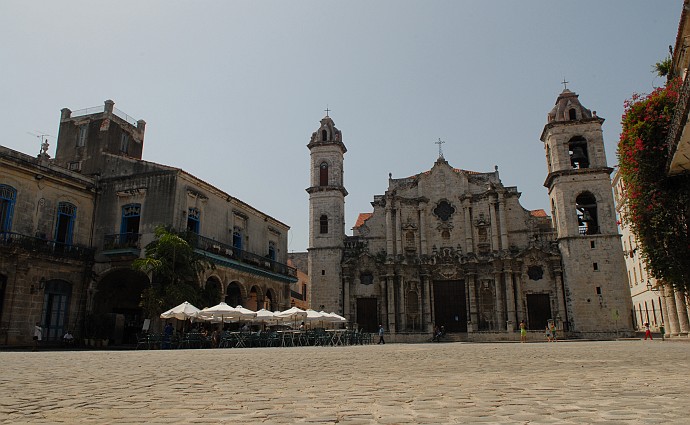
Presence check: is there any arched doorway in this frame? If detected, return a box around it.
[225,281,242,307]
[264,289,276,311]
[42,279,72,341]
[92,268,149,345]
[248,286,262,311]
[200,277,221,308]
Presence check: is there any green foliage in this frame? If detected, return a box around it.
[132,226,214,317]
[653,56,672,77]
[617,78,690,293]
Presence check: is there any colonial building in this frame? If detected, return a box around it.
[0,100,297,346]
[307,90,634,341]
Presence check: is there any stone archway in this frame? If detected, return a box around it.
[200,276,222,308]
[92,268,149,345]
[264,288,277,311]
[225,281,243,307]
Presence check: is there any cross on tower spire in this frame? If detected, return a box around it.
[561,78,569,90]
[435,138,445,159]
[324,106,331,117]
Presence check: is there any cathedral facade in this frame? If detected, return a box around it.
[307,90,634,340]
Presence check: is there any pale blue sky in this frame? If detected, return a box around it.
[0,1,681,252]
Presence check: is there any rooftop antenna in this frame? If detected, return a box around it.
[27,131,53,154]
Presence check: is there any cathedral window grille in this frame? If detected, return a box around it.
[527,265,544,281]
[55,202,77,246]
[187,207,200,234]
[0,184,17,233]
[233,226,243,250]
[576,192,599,235]
[360,272,373,285]
[77,124,88,147]
[268,241,276,260]
[120,133,130,154]
[320,162,329,186]
[433,200,455,221]
[319,215,328,234]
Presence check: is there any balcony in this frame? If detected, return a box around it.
[102,233,141,256]
[191,234,297,281]
[0,232,94,262]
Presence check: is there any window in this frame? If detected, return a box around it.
[360,273,374,285]
[120,203,141,245]
[233,227,243,250]
[268,241,276,261]
[590,241,596,249]
[595,286,602,295]
[320,162,329,186]
[568,136,589,169]
[55,202,76,246]
[77,124,88,147]
[0,185,17,233]
[320,215,328,234]
[576,192,599,235]
[68,161,81,171]
[42,280,72,341]
[569,108,577,120]
[321,129,328,141]
[187,207,200,234]
[120,133,129,154]
[593,262,598,271]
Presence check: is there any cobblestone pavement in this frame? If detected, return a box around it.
[1,340,688,424]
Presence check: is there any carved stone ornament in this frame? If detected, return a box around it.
[527,265,544,281]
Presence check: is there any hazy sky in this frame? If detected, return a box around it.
[0,1,681,253]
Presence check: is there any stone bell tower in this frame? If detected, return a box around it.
[540,88,633,336]
[307,114,347,314]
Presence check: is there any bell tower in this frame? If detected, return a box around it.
[540,88,633,336]
[307,114,347,314]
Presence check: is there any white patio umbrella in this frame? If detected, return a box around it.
[160,301,201,320]
[253,308,277,324]
[195,302,240,323]
[304,309,326,322]
[327,312,347,323]
[233,305,258,321]
[274,307,307,326]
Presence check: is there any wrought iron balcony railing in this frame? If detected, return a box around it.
[191,234,297,278]
[0,232,94,261]
[103,233,141,251]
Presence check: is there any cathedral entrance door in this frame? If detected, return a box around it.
[356,298,378,334]
[526,293,552,330]
[433,280,467,332]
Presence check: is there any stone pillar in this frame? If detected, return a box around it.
[423,274,432,332]
[494,272,504,331]
[398,276,406,331]
[514,272,525,323]
[463,199,473,253]
[664,286,681,336]
[343,276,351,318]
[380,277,388,330]
[489,197,500,250]
[387,275,396,332]
[675,289,690,336]
[553,270,566,325]
[467,274,478,331]
[498,193,509,250]
[419,207,427,255]
[395,208,403,256]
[385,206,393,256]
[505,270,516,331]
[660,286,671,337]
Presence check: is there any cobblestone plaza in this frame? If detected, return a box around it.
[1,340,688,424]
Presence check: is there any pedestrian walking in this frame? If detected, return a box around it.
[519,320,527,343]
[33,322,42,351]
[659,323,665,341]
[545,325,552,342]
[377,324,385,344]
[644,322,653,340]
[549,321,557,342]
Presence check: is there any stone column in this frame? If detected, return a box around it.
[385,206,393,256]
[418,207,427,255]
[675,289,690,336]
[659,286,671,337]
[489,197,500,250]
[494,272,504,331]
[463,199,473,253]
[498,193,509,250]
[387,275,396,332]
[663,286,680,336]
[553,270,567,325]
[380,276,388,330]
[396,208,403,256]
[505,270,516,331]
[514,272,525,323]
[467,274,478,331]
[343,276,351,318]
[398,275,406,331]
[423,274,432,332]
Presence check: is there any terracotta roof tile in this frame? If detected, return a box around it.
[354,212,373,228]
[530,209,548,217]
